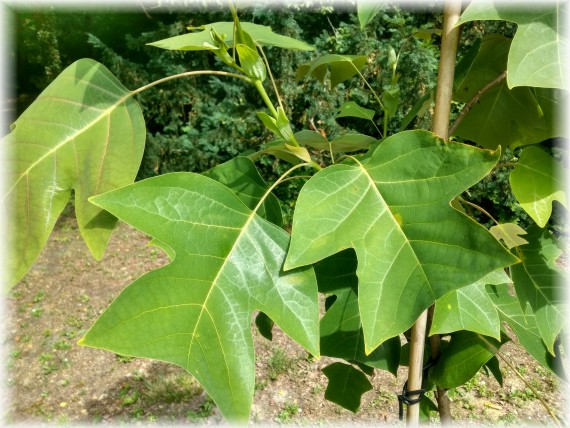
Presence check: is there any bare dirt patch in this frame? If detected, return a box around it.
[4,214,567,425]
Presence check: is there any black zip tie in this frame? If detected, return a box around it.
[396,357,438,421]
[397,382,426,420]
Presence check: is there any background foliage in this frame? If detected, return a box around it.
[10,3,565,228]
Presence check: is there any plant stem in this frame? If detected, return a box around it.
[254,163,311,213]
[426,307,452,425]
[496,352,561,425]
[406,2,462,425]
[354,66,386,138]
[448,70,507,136]
[253,79,279,118]
[459,197,499,225]
[258,44,285,111]
[130,70,252,98]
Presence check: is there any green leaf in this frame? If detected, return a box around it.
[429,331,506,389]
[322,362,373,412]
[285,130,518,352]
[3,58,145,288]
[487,283,566,378]
[148,22,314,52]
[399,90,434,132]
[293,130,376,153]
[489,223,528,249]
[254,312,274,341]
[251,140,307,165]
[452,34,561,149]
[419,396,438,422]
[382,87,400,118]
[236,44,266,81]
[260,131,376,162]
[80,173,319,421]
[203,157,282,227]
[329,134,377,153]
[335,101,375,121]
[316,249,401,375]
[511,226,567,354]
[509,146,566,228]
[456,1,568,89]
[296,54,368,88]
[256,108,297,145]
[483,355,503,386]
[431,269,510,339]
[357,1,385,29]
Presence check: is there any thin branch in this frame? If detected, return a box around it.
[459,197,499,225]
[448,70,507,136]
[258,44,285,111]
[131,70,252,97]
[496,351,561,426]
[254,163,311,213]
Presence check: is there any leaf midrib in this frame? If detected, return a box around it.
[3,85,133,203]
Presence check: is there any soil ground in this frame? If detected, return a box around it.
[3,213,567,426]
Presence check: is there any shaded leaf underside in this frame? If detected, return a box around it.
[3,58,145,287]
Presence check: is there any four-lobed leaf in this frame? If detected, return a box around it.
[510,226,567,355]
[509,146,566,228]
[336,101,375,121]
[429,331,507,389]
[315,249,401,375]
[203,156,282,226]
[431,269,510,339]
[148,21,314,52]
[452,34,561,149]
[456,0,568,89]
[487,284,566,378]
[322,362,373,412]
[79,173,319,421]
[490,223,529,249]
[3,58,145,288]
[296,54,368,88]
[285,130,518,353]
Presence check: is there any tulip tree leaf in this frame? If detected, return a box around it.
[509,146,567,228]
[3,58,145,288]
[457,1,569,89]
[285,130,518,353]
[296,54,368,88]
[282,130,376,154]
[148,21,314,52]
[357,1,385,29]
[79,173,320,421]
[336,101,375,121]
[431,269,510,339]
[322,362,373,412]
[490,223,529,249]
[452,34,560,149]
[510,226,567,355]
[487,284,566,378]
[429,331,507,389]
[315,249,400,375]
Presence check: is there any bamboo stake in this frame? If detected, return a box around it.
[406,309,429,426]
[406,1,462,425]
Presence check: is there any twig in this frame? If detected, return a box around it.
[448,70,507,136]
[458,197,499,225]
